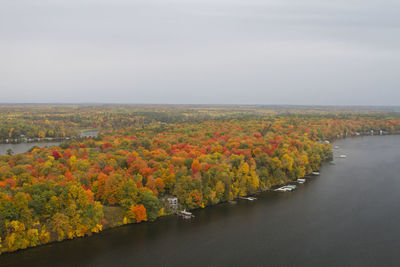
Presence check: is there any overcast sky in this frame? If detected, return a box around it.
[1,0,399,105]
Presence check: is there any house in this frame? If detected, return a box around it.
[167,197,179,210]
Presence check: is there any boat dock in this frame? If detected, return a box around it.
[297,178,306,184]
[239,196,257,201]
[274,185,297,192]
[178,210,194,219]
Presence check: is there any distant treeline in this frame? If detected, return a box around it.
[1,104,399,140]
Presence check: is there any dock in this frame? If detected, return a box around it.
[239,196,257,201]
[274,185,297,192]
[297,178,306,184]
[178,210,194,219]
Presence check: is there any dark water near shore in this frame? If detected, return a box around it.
[0,142,61,155]
[2,135,400,266]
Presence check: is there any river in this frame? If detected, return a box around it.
[0,142,61,156]
[2,135,400,266]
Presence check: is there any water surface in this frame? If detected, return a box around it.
[0,142,61,156]
[2,135,400,266]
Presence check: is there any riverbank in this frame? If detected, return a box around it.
[0,129,100,145]
[0,137,73,145]
[0,160,328,255]
[0,158,328,255]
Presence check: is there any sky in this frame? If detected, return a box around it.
[0,0,400,105]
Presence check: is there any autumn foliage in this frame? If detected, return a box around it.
[129,205,147,223]
[1,106,400,254]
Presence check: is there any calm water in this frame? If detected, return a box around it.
[2,135,400,266]
[0,142,61,156]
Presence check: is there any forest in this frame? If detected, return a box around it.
[1,105,400,253]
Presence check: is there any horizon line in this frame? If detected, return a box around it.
[0,102,399,108]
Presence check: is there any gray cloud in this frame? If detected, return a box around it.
[1,0,399,105]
